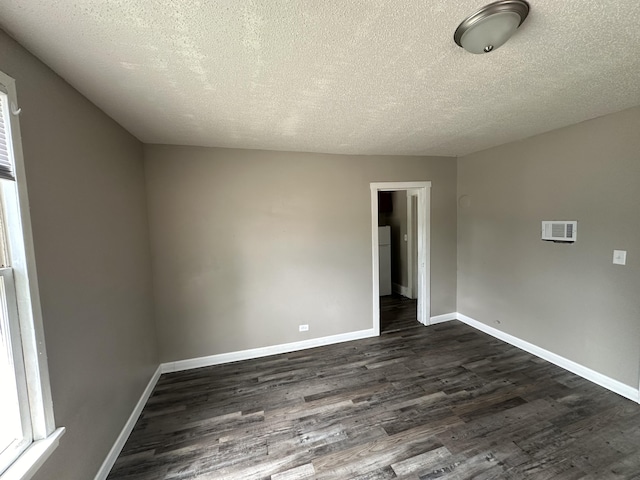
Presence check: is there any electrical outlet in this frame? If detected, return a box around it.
[299,324,309,332]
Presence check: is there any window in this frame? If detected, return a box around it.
[0,72,64,480]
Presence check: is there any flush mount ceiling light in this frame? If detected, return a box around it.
[454,0,529,54]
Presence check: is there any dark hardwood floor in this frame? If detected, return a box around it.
[380,294,419,334]
[108,296,640,479]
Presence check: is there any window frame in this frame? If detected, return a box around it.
[0,70,64,480]
[0,266,33,474]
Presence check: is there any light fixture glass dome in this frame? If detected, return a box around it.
[454,0,529,54]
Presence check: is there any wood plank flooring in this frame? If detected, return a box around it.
[108,296,640,479]
[380,295,419,334]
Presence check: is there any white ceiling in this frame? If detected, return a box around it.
[1,1,639,157]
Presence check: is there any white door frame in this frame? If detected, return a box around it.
[370,182,431,335]
[406,190,419,300]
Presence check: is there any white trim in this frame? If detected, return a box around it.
[456,313,640,404]
[370,189,381,337]
[392,283,411,298]
[406,191,419,300]
[0,70,60,480]
[417,187,430,325]
[429,312,457,324]
[97,309,639,480]
[0,70,55,439]
[0,428,65,480]
[161,329,376,374]
[371,182,433,190]
[94,366,162,480]
[371,182,431,332]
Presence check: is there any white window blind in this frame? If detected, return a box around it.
[0,93,16,182]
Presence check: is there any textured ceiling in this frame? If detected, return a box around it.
[1,1,640,156]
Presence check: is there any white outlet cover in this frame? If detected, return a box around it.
[299,324,309,332]
[613,250,627,265]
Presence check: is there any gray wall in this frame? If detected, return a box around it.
[144,145,458,362]
[388,190,408,288]
[8,19,639,479]
[457,106,640,388]
[0,30,158,480]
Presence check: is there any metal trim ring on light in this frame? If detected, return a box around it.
[454,0,530,53]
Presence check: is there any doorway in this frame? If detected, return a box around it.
[370,182,431,336]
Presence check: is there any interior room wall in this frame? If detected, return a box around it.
[0,30,158,480]
[377,191,392,227]
[144,145,457,363]
[457,106,640,388]
[388,190,408,289]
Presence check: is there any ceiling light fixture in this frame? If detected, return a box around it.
[454,0,529,54]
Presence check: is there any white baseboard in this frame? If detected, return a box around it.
[96,311,639,480]
[429,312,457,324]
[161,328,377,374]
[94,365,162,480]
[456,313,640,404]
[392,283,412,298]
